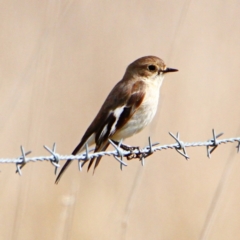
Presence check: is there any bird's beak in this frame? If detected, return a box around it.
[163,67,178,73]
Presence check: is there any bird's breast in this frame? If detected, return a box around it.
[112,79,162,141]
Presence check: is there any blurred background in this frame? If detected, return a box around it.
[1,0,240,239]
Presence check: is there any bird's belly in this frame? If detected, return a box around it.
[112,92,160,141]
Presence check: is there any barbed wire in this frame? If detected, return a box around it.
[0,129,239,175]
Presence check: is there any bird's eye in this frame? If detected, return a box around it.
[148,65,156,71]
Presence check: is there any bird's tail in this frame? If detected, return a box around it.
[86,142,110,173]
[55,141,86,184]
[55,159,72,184]
[55,139,109,184]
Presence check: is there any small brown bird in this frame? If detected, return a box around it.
[55,56,178,183]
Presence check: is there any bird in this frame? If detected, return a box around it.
[55,56,178,184]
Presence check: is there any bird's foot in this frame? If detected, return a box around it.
[112,140,148,160]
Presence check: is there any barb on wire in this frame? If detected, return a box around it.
[15,146,31,175]
[44,143,60,175]
[108,139,127,170]
[1,130,239,175]
[169,132,189,160]
[139,137,159,166]
[206,129,224,158]
[78,143,89,171]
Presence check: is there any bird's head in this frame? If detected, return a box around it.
[125,56,178,79]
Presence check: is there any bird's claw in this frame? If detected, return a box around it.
[112,141,153,160]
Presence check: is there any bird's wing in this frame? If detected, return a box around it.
[87,79,146,171]
[55,79,146,184]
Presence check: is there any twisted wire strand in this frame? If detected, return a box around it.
[0,132,239,169]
